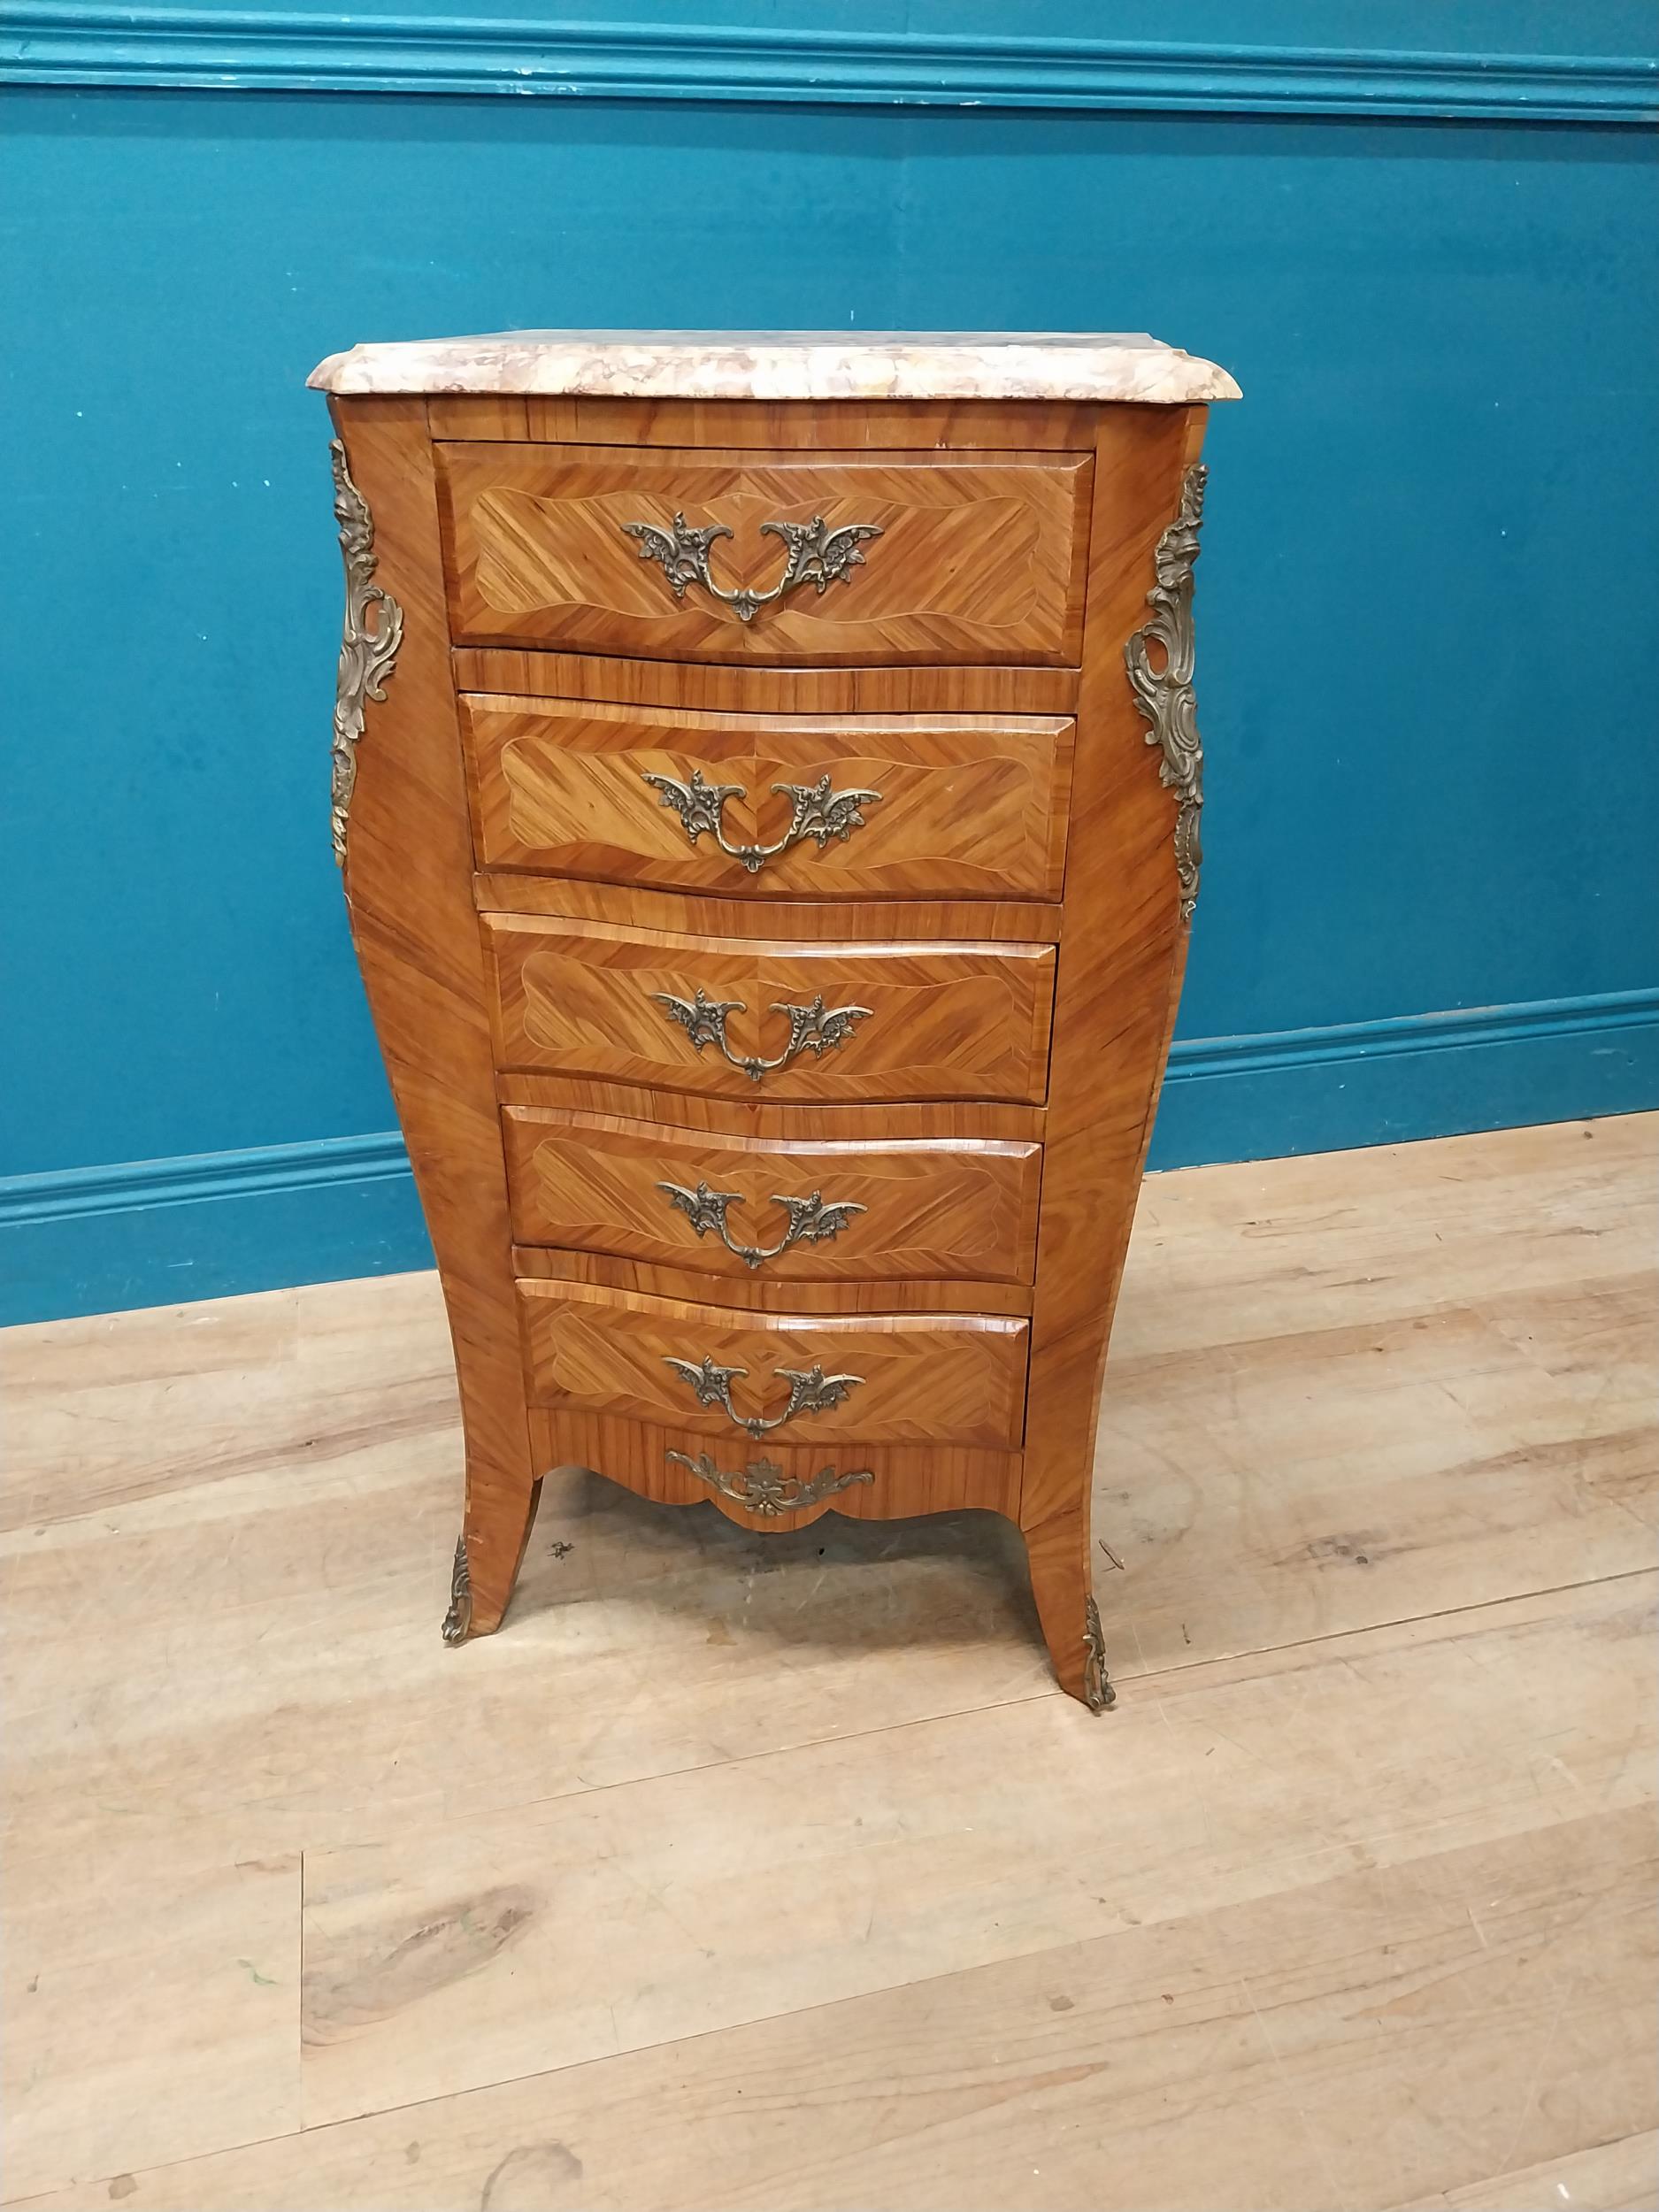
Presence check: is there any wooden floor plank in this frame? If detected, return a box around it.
[1095,1325,1655,1673]
[1098,1116,1657,1671]
[1,1836,302,2200]
[295,1574,1654,2130]
[1410,2131,1659,2211]
[19,1803,1653,2212]
[0,1273,453,1532]
[1111,1116,1655,1359]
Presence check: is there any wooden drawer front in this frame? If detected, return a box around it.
[517,1278,1029,1450]
[438,444,1092,666]
[463,696,1074,901]
[530,1410,1020,1528]
[503,1106,1042,1286]
[485,915,1057,1103]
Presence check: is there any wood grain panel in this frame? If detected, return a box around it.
[325,398,540,1640]
[502,1103,1041,1285]
[462,694,1074,900]
[516,1278,1029,1450]
[511,1247,1033,1316]
[492,1085,1043,1140]
[475,875,1060,941]
[530,1409,1022,1529]
[429,394,1102,449]
[437,443,1092,665]
[483,912,1057,1103]
[452,649,1080,717]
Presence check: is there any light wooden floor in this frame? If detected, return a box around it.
[3,1115,1655,2212]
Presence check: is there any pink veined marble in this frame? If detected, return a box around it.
[308,328,1241,404]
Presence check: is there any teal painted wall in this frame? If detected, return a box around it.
[4,4,1657,1321]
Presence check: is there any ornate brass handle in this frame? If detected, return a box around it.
[622,511,883,625]
[641,768,882,875]
[666,1448,874,1517]
[658,1179,866,1271]
[664,1354,863,1437]
[652,987,872,1083]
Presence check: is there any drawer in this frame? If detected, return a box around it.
[517,1278,1029,1450]
[484,913,1057,1104]
[529,1411,1021,1527]
[462,695,1073,902]
[437,443,1092,665]
[503,1104,1042,1286]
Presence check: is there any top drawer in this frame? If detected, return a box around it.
[435,444,1093,667]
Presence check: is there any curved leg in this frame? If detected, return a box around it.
[1015,412,1201,1717]
[326,407,546,1657]
[442,1474,542,1644]
[1024,1508,1115,1711]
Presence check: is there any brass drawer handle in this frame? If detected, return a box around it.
[658,1179,866,1271]
[666,1448,873,1517]
[641,767,882,875]
[664,1354,863,1437]
[622,511,883,625]
[653,987,872,1083]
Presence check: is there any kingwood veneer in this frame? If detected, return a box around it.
[311,329,1240,1708]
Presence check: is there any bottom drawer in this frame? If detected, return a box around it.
[517,1277,1028,1451]
[531,1409,1021,1529]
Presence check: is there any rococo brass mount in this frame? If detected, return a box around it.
[653,987,872,1081]
[440,1536,472,1646]
[623,510,883,623]
[658,1179,866,1269]
[664,1450,876,1516]
[1125,462,1208,921]
[328,439,403,869]
[642,767,883,873]
[664,1353,864,1436]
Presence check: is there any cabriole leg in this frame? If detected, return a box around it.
[1023,1507,1116,1712]
[442,1473,542,1645]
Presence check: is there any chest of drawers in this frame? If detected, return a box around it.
[310,331,1240,1709]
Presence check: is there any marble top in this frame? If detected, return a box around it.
[308,330,1240,404]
